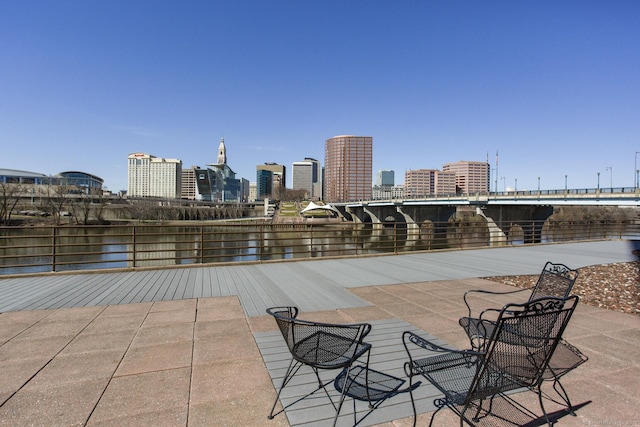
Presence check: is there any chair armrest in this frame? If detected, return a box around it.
[402,331,483,377]
[462,286,532,318]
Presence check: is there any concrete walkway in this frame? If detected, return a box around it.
[0,241,638,426]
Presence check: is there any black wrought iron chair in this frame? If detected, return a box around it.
[459,261,578,350]
[403,295,579,427]
[266,306,373,426]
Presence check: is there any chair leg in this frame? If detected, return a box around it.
[332,365,354,427]
[552,378,576,415]
[331,348,373,426]
[407,374,418,427]
[267,358,304,419]
[537,383,554,427]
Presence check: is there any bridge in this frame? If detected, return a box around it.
[330,187,639,245]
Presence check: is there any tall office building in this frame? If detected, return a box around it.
[324,135,372,202]
[128,152,182,199]
[404,169,456,197]
[292,157,321,199]
[181,167,197,200]
[256,169,273,200]
[256,163,286,199]
[376,170,394,187]
[442,161,490,194]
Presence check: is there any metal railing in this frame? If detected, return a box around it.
[1,220,638,275]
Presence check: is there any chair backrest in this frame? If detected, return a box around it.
[468,295,579,403]
[266,306,372,369]
[529,262,578,302]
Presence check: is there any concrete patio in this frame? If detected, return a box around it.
[1,280,638,425]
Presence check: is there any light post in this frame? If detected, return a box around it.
[564,175,568,191]
[515,178,518,192]
[635,152,640,189]
[537,177,540,192]
[500,176,505,192]
[597,172,600,190]
[606,166,613,188]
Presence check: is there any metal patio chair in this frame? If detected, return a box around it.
[266,306,373,426]
[403,295,579,427]
[459,261,578,350]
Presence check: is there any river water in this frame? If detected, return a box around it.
[0,221,632,275]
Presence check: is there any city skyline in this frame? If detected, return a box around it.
[2,2,639,193]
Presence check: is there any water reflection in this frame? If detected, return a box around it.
[0,221,633,275]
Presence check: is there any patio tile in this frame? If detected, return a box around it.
[150,299,197,312]
[246,314,279,333]
[82,314,146,333]
[338,305,393,322]
[87,407,187,427]
[189,358,275,404]
[99,301,153,316]
[143,309,196,326]
[88,368,190,424]
[115,341,193,376]
[0,357,51,405]
[60,329,138,355]
[0,334,75,362]
[0,379,107,427]
[193,334,261,364]
[28,350,122,387]
[188,394,288,427]
[42,306,103,322]
[11,320,90,339]
[194,319,252,340]
[133,322,194,346]
[380,302,429,317]
[196,298,245,321]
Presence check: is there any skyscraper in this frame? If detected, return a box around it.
[442,161,490,194]
[127,152,182,199]
[324,135,372,202]
[292,157,321,199]
[256,163,286,199]
[404,169,458,197]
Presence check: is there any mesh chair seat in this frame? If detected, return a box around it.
[291,330,371,369]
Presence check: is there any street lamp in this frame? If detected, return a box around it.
[606,166,613,188]
[515,178,518,192]
[597,172,600,190]
[537,177,540,192]
[635,152,640,189]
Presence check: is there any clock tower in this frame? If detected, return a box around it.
[217,137,227,165]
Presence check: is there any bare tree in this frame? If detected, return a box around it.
[0,183,26,225]
[44,183,72,225]
[69,191,92,225]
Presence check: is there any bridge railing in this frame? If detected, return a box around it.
[0,219,637,275]
[368,186,639,202]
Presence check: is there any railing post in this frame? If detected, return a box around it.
[394,222,398,254]
[200,226,205,264]
[132,225,136,268]
[51,226,57,272]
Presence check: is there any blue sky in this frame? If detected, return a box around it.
[2,1,639,193]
